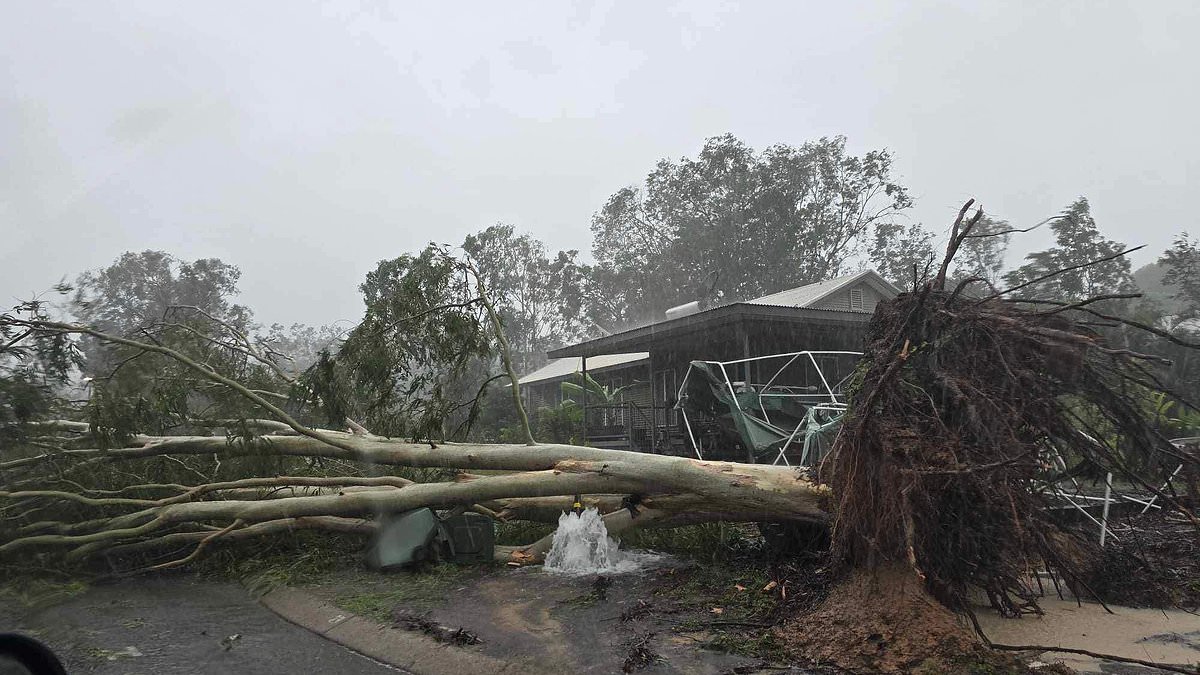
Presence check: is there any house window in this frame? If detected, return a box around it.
[849,288,865,311]
[657,369,677,404]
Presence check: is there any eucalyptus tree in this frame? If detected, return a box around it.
[1161,233,1200,321]
[868,221,936,290]
[71,251,250,374]
[950,213,1013,286]
[462,224,585,373]
[1004,197,1134,301]
[586,134,912,327]
[304,243,532,444]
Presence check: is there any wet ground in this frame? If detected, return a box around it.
[1,576,402,674]
[977,597,1200,674]
[7,563,1195,675]
[303,556,822,674]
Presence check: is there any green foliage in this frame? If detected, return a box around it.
[1,291,83,447]
[1004,197,1133,301]
[621,522,761,565]
[559,371,635,405]
[951,214,1013,287]
[463,224,586,374]
[0,371,54,429]
[586,134,911,327]
[870,221,936,290]
[1141,390,1200,438]
[533,400,584,444]
[305,245,497,440]
[1161,233,1200,321]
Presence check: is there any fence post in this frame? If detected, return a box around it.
[1099,473,1113,547]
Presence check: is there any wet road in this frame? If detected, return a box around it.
[2,576,404,674]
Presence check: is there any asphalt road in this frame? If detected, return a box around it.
[2,576,404,674]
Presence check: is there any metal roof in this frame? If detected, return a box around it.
[745,269,897,308]
[547,304,873,358]
[517,352,649,385]
[548,270,897,359]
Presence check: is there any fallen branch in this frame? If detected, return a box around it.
[985,641,1198,675]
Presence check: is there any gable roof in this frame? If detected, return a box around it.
[517,352,649,385]
[744,269,899,309]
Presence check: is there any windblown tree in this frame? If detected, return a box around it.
[586,134,912,327]
[868,212,1012,292]
[1145,233,1200,409]
[259,322,343,373]
[949,213,1013,287]
[72,251,251,376]
[302,244,511,442]
[1004,197,1134,301]
[462,224,586,374]
[869,221,936,290]
[63,252,310,442]
[1161,233,1200,322]
[0,293,79,431]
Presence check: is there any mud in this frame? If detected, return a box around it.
[977,597,1200,674]
[305,560,823,674]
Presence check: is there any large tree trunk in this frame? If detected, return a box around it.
[0,431,828,565]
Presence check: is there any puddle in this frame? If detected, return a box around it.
[976,597,1200,672]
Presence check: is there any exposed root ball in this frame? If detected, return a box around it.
[825,279,1196,616]
[777,565,997,673]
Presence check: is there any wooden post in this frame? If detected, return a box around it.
[648,354,656,451]
[581,356,589,446]
[1099,472,1113,547]
[739,321,755,463]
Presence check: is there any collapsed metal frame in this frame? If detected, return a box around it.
[675,350,862,465]
[1044,438,1193,546]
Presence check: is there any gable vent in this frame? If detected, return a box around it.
[849,288,865,311]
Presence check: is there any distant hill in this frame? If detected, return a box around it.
[1133,262,1184,313]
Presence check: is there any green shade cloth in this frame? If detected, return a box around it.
[682,361,843,463]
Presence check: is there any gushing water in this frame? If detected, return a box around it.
[543,507,624,574]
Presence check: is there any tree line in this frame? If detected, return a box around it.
[4,133,1199,445]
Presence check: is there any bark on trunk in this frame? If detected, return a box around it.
[0,432,828,565]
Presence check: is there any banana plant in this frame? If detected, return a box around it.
[1146,390,1200,437]
[559,372,637,405]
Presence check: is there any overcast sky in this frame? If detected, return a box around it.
[3,1,1197,327]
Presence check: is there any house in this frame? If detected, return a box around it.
[521,269,899,456]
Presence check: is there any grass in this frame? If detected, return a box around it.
[495,519,555,546]
[330,563,494,621]
[619,522,765,565]
[656,561,779,621]
[645,560,796,663]
[193,531,363,595]
[700,629,788,660]
[0,575,89,609]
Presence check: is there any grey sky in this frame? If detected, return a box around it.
[3,1,1197,327]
